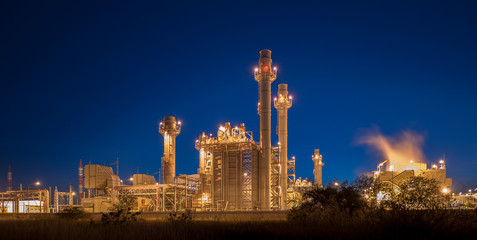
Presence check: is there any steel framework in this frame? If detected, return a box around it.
[0,189,50,213]
[270,145,281,209]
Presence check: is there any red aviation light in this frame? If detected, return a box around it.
[261,65,270,73]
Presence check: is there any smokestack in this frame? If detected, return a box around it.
[254,49,277,209]
[7,164,12,191]
[274,84,292,210]
[312,149,324,187]
[79,159,83,203]
[159,116,181,184]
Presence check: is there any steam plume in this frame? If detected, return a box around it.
[358,128,426,167]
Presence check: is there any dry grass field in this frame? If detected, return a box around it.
[0,209,476,240]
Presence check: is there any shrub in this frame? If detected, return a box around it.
[287,178,369,221]
[101,191,141,224]
[168,209,193,223]
[380,176,451,210]
[101,209,141,224]
[57,206,89,220]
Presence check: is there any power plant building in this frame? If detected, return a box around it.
[195,123,260,210]
[374,161,452,189]
[0,49,464,214]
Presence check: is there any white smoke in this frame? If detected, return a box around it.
[358,127,426,167]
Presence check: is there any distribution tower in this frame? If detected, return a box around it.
[159,116,181,184]
[254,49,277,209]
[274,84,292,209]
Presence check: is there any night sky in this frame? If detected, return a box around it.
[1,1,476,193]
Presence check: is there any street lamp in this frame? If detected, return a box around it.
[26,181,41,213]
[27,181,41,191]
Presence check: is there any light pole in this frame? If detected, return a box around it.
[26,181,40,213]
[27,181,40,191]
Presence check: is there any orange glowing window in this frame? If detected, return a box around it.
[261,65,269,72]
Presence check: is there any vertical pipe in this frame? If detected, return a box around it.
[274,84,292,210]
[255,49,276,210]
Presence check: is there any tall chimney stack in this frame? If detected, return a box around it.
[254,49,277,209]
[312,149,324,187]
[274,84,292,209]
[159,116,181,184]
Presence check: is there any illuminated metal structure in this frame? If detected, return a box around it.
[159,116,181,184]
[374,160,452,190]
[312,149,324,187]
[0,189,50,213]
[114,175,198,212]
[254,49,277,210]
[286,156,300,208]
[195,123,260,210]
[274,84,292,209]
[0,49,327,213]
[270,144,280,209]
[53,186,76,212]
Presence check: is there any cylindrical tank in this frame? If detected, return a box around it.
[255,49,277,210]
[159,116,181,184]
[274,84,292,210]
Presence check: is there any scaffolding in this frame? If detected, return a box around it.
[113,182,197,212]
[287,156,300,208]
[195,122,260,210]
[52,186,76,213]
[242,150,252,209]
[270,145,281,209]
[0,189,50,213]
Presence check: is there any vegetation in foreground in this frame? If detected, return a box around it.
[0,211,476,240]
[1,176,475,240]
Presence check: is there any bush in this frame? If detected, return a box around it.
[101,191,141,224]
[168,209,193,223]
[287,178,369,221]
[379,176,451,210]
[57,206,89,220]
[101,209,141,224]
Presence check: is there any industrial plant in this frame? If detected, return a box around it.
[0,50,457,213]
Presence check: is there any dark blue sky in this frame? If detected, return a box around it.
[1,1,476,193]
